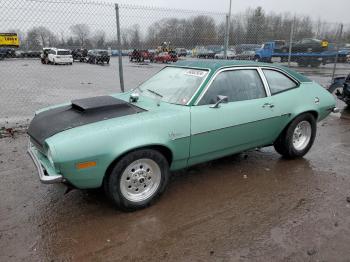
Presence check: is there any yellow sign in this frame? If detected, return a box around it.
[0,33,19,47]
[321,40,329,48]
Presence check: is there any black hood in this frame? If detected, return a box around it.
[27,96,145,150]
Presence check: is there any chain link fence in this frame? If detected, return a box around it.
[0,0,350,128]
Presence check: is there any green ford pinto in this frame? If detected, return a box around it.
[28,60,337,210]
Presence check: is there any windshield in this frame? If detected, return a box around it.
[138,67,208,105]
[57,50,70,55]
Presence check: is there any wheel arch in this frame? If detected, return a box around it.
[104,144,173,183]
[277,110,319,140]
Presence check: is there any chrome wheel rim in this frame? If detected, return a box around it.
[292,121,312,151]
[120,158,161,202]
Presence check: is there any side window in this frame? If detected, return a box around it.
[263,69,297,95]
[198,69,266,105]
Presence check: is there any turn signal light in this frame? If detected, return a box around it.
[76,161,96,169]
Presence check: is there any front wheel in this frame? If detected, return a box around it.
[274,113,316,158]
[105,149,170,211]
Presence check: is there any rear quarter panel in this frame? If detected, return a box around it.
[273,81,335,131]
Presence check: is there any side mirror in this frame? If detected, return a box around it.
[129,92,139,103]
[210,95,228,108]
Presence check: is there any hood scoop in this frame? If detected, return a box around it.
[72,96,129,112]
[28,96,146,148]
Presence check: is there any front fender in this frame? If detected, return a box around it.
[46,107,190,189]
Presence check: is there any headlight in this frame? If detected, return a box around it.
[47,148,55,168]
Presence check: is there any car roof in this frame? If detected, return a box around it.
[173,59,312,82]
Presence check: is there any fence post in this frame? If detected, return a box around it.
[223,0,232,60]
[115,3,125,92]
[223,14,229,59]
[287,17,295,67]
[331,23,343,82]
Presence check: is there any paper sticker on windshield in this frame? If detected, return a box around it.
[184,69,207,77]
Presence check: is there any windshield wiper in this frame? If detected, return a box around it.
[146,89,163,98]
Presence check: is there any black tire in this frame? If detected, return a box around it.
[105,149,170,211]
[274,113,317,158]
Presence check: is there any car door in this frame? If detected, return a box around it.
[188,67,283,166]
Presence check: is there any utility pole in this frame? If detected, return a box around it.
[331,23,343,82]
[287,16,295,67]
[223,0,232,60]
[115,3,124,92]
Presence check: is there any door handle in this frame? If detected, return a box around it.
[262,103,274,108]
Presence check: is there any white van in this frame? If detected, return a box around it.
[48,48,73,65]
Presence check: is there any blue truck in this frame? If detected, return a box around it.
[254,41,341,67]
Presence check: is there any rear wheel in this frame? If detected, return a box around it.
[274,113,316,158]
[105,149,170,211]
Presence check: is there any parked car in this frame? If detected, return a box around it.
[196,48,215,59]
[0,48,7,60]
[129,49,154,62]
[15,50,25,58]
[328,72,350,106]
[71,48,88,62]
[25,50,42,58]
[154,52,177,63]
[168,50,178,61]
[214,50,236,59]
[87,49,110,64]
[47,48,73,65]
[0,47,15,58]
[175,48,187,57]
[234,50,257,60]
[233,44,262,60]
[27,60,337,211]
[280,38,328,53]
[234,44,262,54]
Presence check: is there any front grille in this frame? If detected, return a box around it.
[30,137,45,155]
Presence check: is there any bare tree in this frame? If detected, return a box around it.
[25,28,41,50]
[70,24,90,47]
[93,30,106,48]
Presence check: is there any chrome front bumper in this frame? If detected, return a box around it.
[332,107,340,113]
[27,144,64,184]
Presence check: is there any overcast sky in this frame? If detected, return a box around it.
[115,0,350,24]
